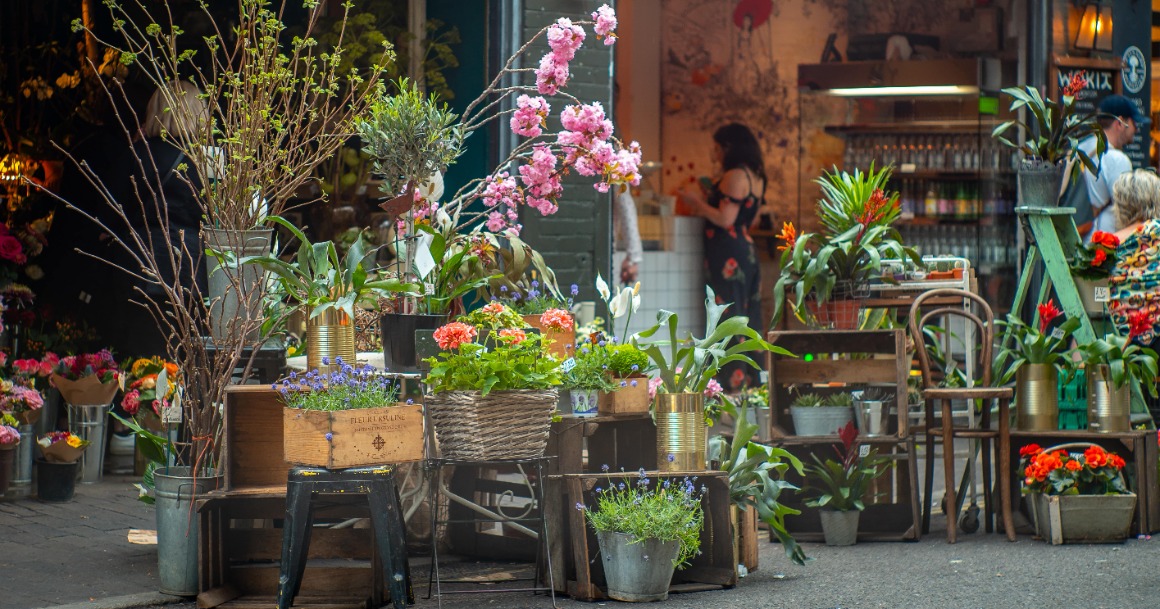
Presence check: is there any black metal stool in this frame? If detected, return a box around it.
[278,465,412,609]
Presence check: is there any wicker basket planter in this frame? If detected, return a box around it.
[426,389,557,460]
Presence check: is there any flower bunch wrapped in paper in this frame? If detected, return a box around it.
[36,431,90,463]
[50,350,122,406]
[0,379,44,425]
[120,357,179,418]
[0,412,20,449]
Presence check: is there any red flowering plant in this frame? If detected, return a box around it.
[423,302,562,396]
[1069,230,1119,280]
[1071,311,1159,396]
[49,350,122,406]
[994,299,1080,385]
[993,73,1107,177]
[1019,444,1129,496]
[119,357,180,418]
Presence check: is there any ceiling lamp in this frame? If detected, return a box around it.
[1074,1,1113,53]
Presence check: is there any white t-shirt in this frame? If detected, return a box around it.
[1079,137,1133,237]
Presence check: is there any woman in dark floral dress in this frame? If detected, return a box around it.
[677,123,766,390]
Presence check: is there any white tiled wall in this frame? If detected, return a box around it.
[614,217,706,340]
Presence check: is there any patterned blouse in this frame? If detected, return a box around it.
[1108,219,1160,344]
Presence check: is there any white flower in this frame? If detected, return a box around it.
[595,273,611,301]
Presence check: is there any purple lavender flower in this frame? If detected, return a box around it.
[570,284,579,296]
[619,381,627,387]
[666,454,676,463]
[321,356,330,366]
[574,502,585,511]
[601,464,610,472]
[325,432,333,441]
[531,280,539,288]
[500,285,508,292]
[406,399,414,405]
[630,380,638,387]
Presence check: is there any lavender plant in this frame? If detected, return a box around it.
[275,357,402,411]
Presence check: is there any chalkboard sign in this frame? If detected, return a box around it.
[1050,55,1148,169]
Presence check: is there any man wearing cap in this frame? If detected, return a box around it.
[1079,94,1149,237]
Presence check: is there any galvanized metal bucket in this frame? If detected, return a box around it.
[596,530,678,602]
[819,509,860,546]
[67,404,110,484]
[1017,160,1065,208]
[790,406,853,436]
[205,228,274,342]
[1016,364,1059,431]
[155,467,221,596]
[306,308,356,373]
[1086,365,1130,433]
[655,392,705,472]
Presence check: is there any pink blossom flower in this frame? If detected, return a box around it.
[433,322,478,351]
[546,18,585,62]
[560,102,613,140]
[592,5,617,44]
[121,389,141,416]
[487,211,507,233]
[0,424,19,445]
[482,172,522,210]
[498,328,527,344]
[648,376,664,399]
[510,95,551,138]
[703,379,723,400]
[539,308,574,331]
[518,146,563,215]
[12,358,39,376]
[535,53,570,95]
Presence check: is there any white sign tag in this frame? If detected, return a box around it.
[1050,327,1066,340]
[858,444,871,458]
[560,357,577,373]
[1093,286,1110,303]
[413,231,436,280]
[162,388,183,424]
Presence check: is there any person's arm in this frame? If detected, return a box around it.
[614,190,643,283]
[678,170,745,228]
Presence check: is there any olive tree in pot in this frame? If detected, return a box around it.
[801,422,890,546]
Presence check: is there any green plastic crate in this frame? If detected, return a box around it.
[1058,369,1087,430]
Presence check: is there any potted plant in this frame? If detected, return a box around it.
[992,74,1107,207]
[563,341,617,417]
[996,300,1080,431]
[853,387,894,437]
[773,166,920,329]
[0,413,20,495]
[242,216,412,371]
[424,302,562,460]
[497,280,578,361]
[578,468,705,602]
[633,286,791,471]
[1072,317,1159,433]
[1069,230,1119,314]
[789,391,854,436]
[801,422,891,546]
[35,431,90,502]
[276,359,422,468]
[598,343,652,415]
[1019,443,1135,543]
[708,395,808,570]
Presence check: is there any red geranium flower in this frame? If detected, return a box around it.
[1091,231,1120,249]
[1019,444,1043,457]
[1091,249,1107,267]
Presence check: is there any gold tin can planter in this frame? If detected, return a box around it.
[655,392,705,472]
[1016,364,1059,431]
[306,309,357,373]
[1086,365,1131,433]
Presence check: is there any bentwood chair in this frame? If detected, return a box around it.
[908,289,1015,543]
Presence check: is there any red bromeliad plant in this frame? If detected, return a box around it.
[1019,444,1129,496]
[801,422,891,512]
[1070,231,1120,280]
[993,72,1107,176]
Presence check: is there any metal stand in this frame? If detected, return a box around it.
[423,456,556,608]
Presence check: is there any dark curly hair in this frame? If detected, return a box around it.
[712,123,766,182]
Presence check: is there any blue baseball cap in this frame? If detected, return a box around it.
[1099,95,1150,126]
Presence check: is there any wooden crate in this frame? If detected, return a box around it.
[546,413,657,476]
[283,404,424,469]
[543,470,735,601]
[596,378,651,415]
[222,385,292,493]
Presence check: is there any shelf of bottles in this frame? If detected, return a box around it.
[841,133,1017,175]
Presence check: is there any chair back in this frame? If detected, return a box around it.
[907,288,996,390]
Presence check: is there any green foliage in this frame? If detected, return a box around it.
[425,321,562,396]
[109,411,173,504]
[992,85,1106,173]
[276,361,402,411]
[240,216,412,319]
[994,314,1079,385]
[790,392,825,408]
[563,344,617,392]
[403,224,495,315]
[633,286,792,394]
[708,397,808,566]
[1073,334,1159,396]
[801,423,891,512]
[358,77,463,197]
[581,470,705,569]
[823,393,853,407]
[470,235,564,310]
[816,163,900,236]
[607,344,649,377]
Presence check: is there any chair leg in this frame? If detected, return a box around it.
[368,476,411,609]
[922,399,936,535]
[278,482,314,609]
[941,398,958,544]
[981,437,994,534]
[998,398,1016,541]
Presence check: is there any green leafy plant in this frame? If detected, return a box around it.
[992,75,1107,173]
[607,343,649,377]
[790,392,825,408]
[817,163,901,236]
[1070,230,1120,280]
[398,223,495,315]
[109,411,173,505]
[824,393,853,408]
[994,300,1079,385]
[241,216,412,319]
[632,286,791,394]
[1073,332,1159,396]
[579,468,705,569]
[801,422,891,512]
[563,343,617,392]
[708,396,808,566]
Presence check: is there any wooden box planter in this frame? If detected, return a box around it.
[597,376,650,415]
[283,404,424,469]
[1028,492,1137,544]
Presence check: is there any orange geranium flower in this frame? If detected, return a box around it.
[498,328,527,344]
[433,322,478,351]
[1108,454,1126,469]
[1091,231,1120,249]
[1091,249,1107,267]
[540,308,574,331]
[1065,460,1082,472]
[1084,446,1107,468]
[1019,444,1043,457]
[775,222,797,252]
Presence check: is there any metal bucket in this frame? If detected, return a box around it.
[819,509,860,546]
[155,467,222,596]
[1086,365,1130,433]
[1016,364,1059,431]
[306,308,356,373]
[790,406,854,436]
[380,313,447,373]
[36,459,78,502]
[67,404,110,484]
[853,401,891,437]
[0,446,15,496]
[1017,161,1065,208]
[205,228,274,342]
[596,530,679,602]
[9,424,34,497]
[655,393,705,472]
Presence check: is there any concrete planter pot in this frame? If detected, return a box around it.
[818,509,860,546]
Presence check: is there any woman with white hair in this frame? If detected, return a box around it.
[1107,169,1160,345]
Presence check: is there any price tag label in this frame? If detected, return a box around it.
[1093,286,1110,303]
[1051,327,1066,340]
[162,388,183,424]
[561,357,577,373]
[858,444,871,458]
[899,163,917,174]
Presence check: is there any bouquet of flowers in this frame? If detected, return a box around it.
[0,380,44,425]
[121,357,179,417]
[0,412,19,448]
[36,431,90,463]
[1019,443,1129,496]
[1070,231,1119,280]
[50,350,122,406]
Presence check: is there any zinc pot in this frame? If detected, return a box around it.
[1017,160,1065,208]
[596,530,679,602]
[570,389,599,417]
[36,459,78,502]
[305,308,356,373]
[204,228,274,342]
[1016,364,1059,431]
[790,406,853,436]
[0,444,15,496]
[155,467,222,596]
[1074,278,1110,315]
[853,400,891,437]
[1028,491,1136,544]
[818,509,860,546]
[1086,364,1131,433]
[380,313,446,373]
[67,404,110,484]
[655,392,705,472]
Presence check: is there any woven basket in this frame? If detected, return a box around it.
[426,389,558,460]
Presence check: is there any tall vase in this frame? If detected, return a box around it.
[1086,364,1131,433]
[155,467,222,595]
[655,392,705,472]
[9,424,35,497]
[305,308,356,373]
[1016,364,1059,431]
[204,228,274,342]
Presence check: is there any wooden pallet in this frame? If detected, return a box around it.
[543,470,735,601]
